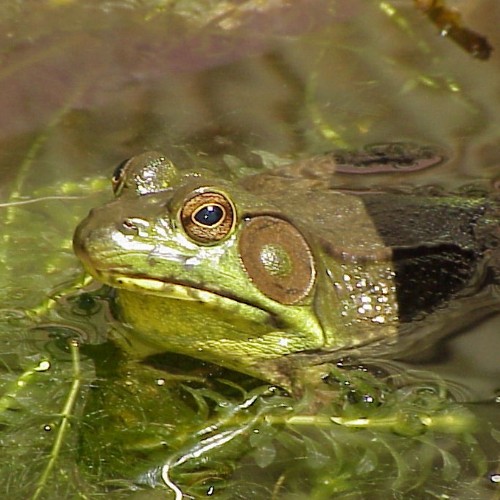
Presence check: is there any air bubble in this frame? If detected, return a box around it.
[35,360,51,372]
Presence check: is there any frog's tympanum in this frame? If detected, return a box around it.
[73,146,499,388]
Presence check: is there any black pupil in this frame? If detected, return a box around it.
[194,204,224,226]
[112,158,129,181]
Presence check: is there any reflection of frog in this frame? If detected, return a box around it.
[73,146,499,388]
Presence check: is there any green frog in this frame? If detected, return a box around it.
[73,146,499,389]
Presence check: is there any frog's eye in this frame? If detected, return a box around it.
[111,151,175,197]
[111,158,130,196]
[239,216,316,305]
[181,191,235,244]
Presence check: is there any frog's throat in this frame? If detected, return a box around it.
[101,272,275,323]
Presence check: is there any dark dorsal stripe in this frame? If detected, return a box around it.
[360,193,487,323]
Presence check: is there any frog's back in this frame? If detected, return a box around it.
[241,147,499,354]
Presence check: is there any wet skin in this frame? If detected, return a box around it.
[73,147,499,387]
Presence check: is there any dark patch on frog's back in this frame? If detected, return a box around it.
[360,193,487,322]
[329,142,445,174]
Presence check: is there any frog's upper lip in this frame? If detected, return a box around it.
[108,272,234,304]
[92,268,281,325]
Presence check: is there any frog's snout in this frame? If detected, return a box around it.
[72,212,94,266]
[72,207,114,270]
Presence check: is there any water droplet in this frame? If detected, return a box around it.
[156,378,165,386]
[43,424,52,432]
[278,337,289,348]
[489,473,500,484]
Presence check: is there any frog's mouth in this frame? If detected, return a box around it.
[100,271,278,326]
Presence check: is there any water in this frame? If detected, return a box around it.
[0,1,499,498]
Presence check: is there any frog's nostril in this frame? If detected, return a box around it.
[120,218,139,236]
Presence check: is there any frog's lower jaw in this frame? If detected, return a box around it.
[109,278,325,382]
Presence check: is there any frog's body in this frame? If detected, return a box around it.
[73,147,499,387]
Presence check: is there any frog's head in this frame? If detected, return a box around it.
[74,153,329,383]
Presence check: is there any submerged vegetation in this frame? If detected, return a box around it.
[0,290,496,498]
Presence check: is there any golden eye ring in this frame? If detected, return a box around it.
[181,191,235,244]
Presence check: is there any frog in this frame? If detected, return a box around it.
[73,146,499,389]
